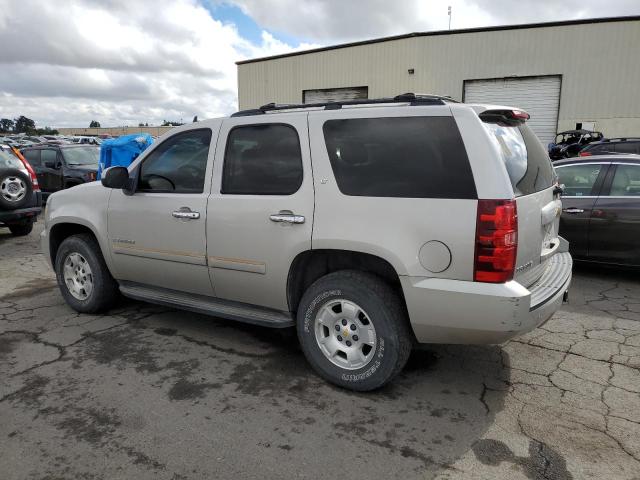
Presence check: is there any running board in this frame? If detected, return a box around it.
[119,282,295,328]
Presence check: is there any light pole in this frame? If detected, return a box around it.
[448,6,452,30]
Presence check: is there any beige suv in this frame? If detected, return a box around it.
[41,94,572,391]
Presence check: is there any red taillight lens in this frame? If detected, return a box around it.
[474,199,517,283]
[579,151,592,157]
[11,147,40,191]
[510,109,530,120]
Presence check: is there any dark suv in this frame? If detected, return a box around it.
[579,138,640,156]
[20,145,99,198]
[0,146,42,236]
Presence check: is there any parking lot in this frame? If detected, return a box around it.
[0,221,638,479]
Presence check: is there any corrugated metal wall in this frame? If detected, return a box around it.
[237,19,640,137]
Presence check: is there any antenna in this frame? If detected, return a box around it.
[448,5,452,30]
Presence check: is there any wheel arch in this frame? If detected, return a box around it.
[48,220,111,273]
[286,249,407,315]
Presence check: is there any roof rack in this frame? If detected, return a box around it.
[231,93,458,117]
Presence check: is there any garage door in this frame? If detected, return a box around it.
[303,86,368,104]
[464,76,561,145]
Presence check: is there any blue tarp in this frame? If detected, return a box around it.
[97,134,154,179]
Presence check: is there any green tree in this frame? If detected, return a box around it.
[0,118,14,132]
[89,120,101,128]
[14,116,36,134]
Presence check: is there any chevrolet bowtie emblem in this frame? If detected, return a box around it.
[343,329,349,338]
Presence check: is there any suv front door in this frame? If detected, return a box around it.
[206,114,314,311]
[107,126,219,295]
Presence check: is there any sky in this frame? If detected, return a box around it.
[0,0,638,128]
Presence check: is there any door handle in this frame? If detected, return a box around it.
[563,208,584,214]
[172,208,200,220]
[270,213,305,224]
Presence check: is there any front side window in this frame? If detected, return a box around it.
[608,164,640,196]
[322,116,476,198]
[138,129,211,193]
[222,124,303,195]
[555,164,603,197]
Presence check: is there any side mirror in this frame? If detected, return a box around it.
[101,166,131,191]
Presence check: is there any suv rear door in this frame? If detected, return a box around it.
[206,113,313,311]
[482,120,559,286]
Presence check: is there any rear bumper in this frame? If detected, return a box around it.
[403,251,572,344]
[0,190,42,224]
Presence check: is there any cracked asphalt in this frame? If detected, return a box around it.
[1,222,639,480]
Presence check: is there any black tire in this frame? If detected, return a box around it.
[8,222,34,236]
[55,233,120,313]
[296,270,413,391]
[0,168,32,210]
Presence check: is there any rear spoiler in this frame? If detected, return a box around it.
[479,109,530,126]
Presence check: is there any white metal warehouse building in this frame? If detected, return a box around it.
[236,16,640,145]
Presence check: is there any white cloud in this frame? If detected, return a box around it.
[0,0,316,127]
[231,0,640,42]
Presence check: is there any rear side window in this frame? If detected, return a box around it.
[22,149,41,167]
[609,164,640,196]
[322,117,476,198]
[222,124,303,195]
[483,123,555,197]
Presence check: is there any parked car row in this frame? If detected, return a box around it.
[548,130,640,160]
[0,134,104,148]
[0,145,42,236]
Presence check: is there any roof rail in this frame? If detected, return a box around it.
[231,93,458,117]
[602,137,640,142]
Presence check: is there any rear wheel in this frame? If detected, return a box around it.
[8,222,34,237]
[55,234,120,313]
[297,270,413,391]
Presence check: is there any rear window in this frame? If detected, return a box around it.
[483,123,555,197]
[322,116,476,199]
[0,149,23,170]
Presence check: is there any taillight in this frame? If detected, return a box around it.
[11,147,40,191]
[474,199,518,283]
[579,151,592,157]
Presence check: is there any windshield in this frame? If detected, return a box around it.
[62,147,99,166]
[483,122,556,197]
[0,149,24,170]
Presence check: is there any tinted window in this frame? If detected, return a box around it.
[222,124,303,195]
[613,142,640,155]
[555,164,603,197]
[483,123,555,197]
[22,149,41,166]
[608,164,640,196]
[139,129,211,193]
[41,149,58,167]
[587,144,610,154]
[322,117,475,198]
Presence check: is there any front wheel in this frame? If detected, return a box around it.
[297,270,413,391]
[55,234,120,313]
